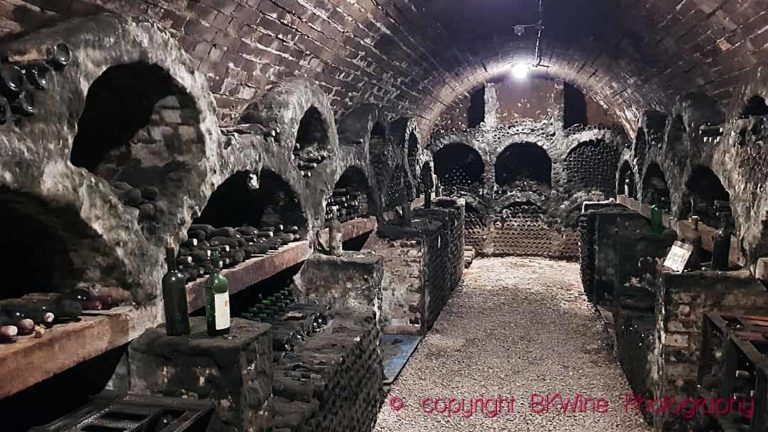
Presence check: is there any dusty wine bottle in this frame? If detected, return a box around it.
[204,251,230,336]
[712,207,733,271]
[162,246,190,336]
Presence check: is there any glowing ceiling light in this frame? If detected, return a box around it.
[511,63,530,80]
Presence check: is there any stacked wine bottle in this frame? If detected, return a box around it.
[0,288,119,344]
[240,286,329,360]
[325,187,364,224]
[293,144,330,177]
[178,223,302,282]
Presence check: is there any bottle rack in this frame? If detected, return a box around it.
[698,312,768,431]
[0,217,377,399]
[185,217,377,311]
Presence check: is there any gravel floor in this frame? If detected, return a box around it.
[374,257,650,432]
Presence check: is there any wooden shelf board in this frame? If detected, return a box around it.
[0,218,377,399]
[0,307,134,399]
[616,196,745,266]
[186,217,377,311]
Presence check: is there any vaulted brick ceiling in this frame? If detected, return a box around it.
[1,0,765,136]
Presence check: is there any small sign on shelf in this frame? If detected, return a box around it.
[663,241,694,273]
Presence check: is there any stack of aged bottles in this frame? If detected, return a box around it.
[0,288,118,344]
[293,144,330,177]
[325,187,364,224]
[178,223,302,282]
[240,286,329,360]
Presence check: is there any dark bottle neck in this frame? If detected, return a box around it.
[165,247,178,272]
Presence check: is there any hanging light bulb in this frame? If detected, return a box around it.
[511,63,530,80]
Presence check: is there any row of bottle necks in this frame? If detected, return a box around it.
[0,288,117,343]
[176,223,302,282]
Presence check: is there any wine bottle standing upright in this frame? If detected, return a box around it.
[162,246,190,336]
[205,251,231,336]
[712,209,733,271]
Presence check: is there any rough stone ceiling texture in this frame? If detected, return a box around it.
[0,0,766,136]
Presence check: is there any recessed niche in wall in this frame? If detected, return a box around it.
[645,111,668,144]
[641,162,671,211]
[0,187,126,301]
[69,62,204,238]
[740,95,768,118]
[494,142,552,187]
[326,166,373,224]
[563,140,619,196]
[195,170,307,235]
[617,161,636,198]
[433,143,485,195]
[681,165,731,228]
[666,115,689,165]
[294,106,331,175]
[634,128,647,163]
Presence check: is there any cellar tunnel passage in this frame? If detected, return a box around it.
[0,188,124,300]
[563,140,619,196]
[618,161,636,198]
[326,166,373,224]
[433,143,485,194]
[641,162,671,211]
[195,170,307,235]
[741,96,768,118]
[494,142,552,188]
[681,165,732,228]
[294,106,331,174]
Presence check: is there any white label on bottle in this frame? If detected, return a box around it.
[663,241,694,273]
[214,292,230,330]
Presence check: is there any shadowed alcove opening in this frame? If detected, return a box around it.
[326,166,373,225]
[69,62,204,238]
[195,170,307,235]
[433,143,485,195]
[634,128,647,163]
[681,165,731,228]
[407,132,419,185]
[618,161,636,198]
[666,115,689,165]
[641,163,671,211]
[563,140,619,196]
[741,96,768,118]
[0,187,126,301]
[294,106,331,174]
[494,142,552,188]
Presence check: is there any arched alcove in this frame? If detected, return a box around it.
[0,188,126,301]
[294,106,331,174]
[618,161,636,198]
[195,170,306,234]
[682,165,731,228]
[326,166,373,224]
[433,143,485,195]
[69,62,204,235]
[641,163,671,211]
[741,96,768,118]
[563,140,619,195]
[494,142,552,187]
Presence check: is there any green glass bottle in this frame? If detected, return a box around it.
[204,251,230,336]
[162,246,190,336]
[650,203,663,234]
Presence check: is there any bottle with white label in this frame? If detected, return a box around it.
[204,251,230,336]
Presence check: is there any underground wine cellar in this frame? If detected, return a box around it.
[3,2,768,431]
